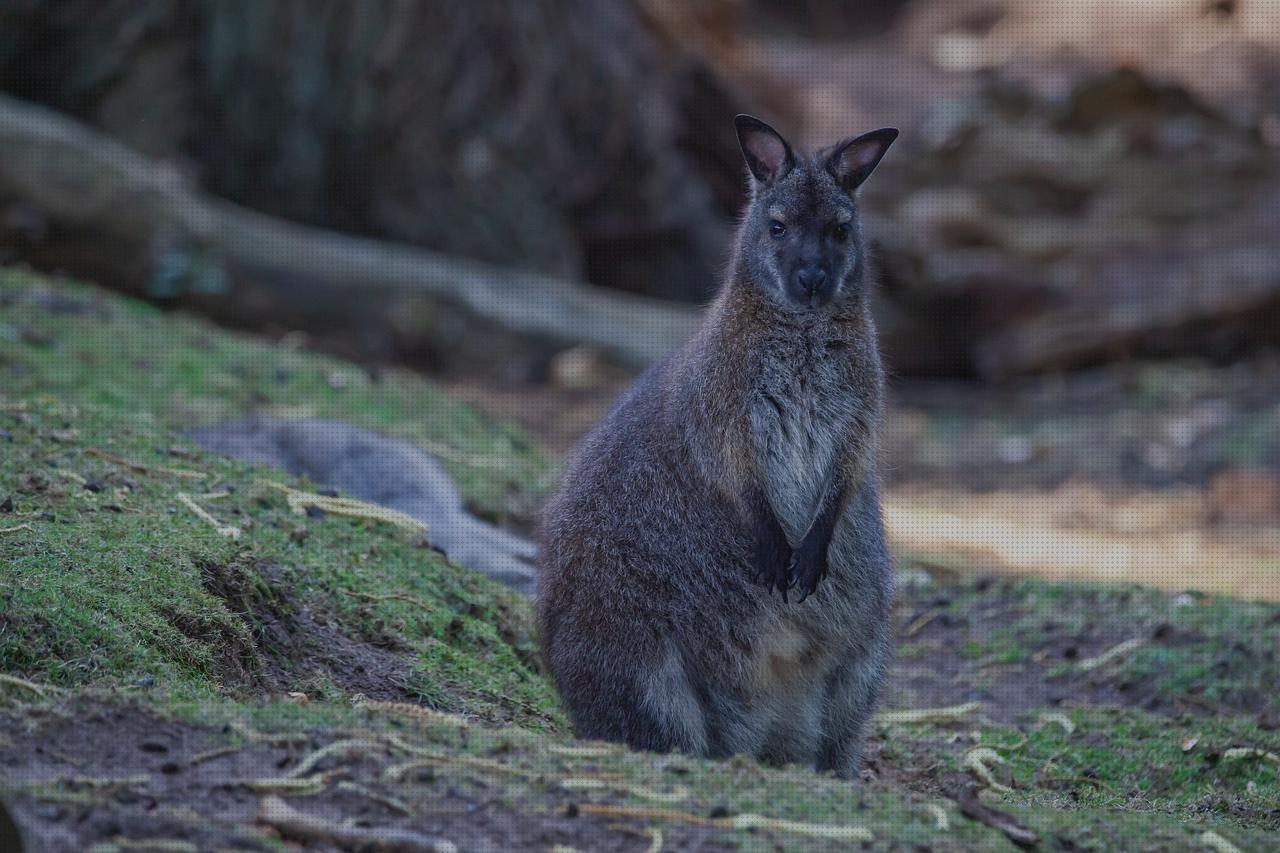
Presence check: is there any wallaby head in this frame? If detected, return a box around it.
[733,115,897,310]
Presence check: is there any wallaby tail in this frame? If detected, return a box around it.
[189,415,538,595]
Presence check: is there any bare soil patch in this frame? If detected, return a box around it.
[198,558,420,702]
[1,698,722,853]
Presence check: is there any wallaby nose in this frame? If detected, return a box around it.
[797,265,827,293]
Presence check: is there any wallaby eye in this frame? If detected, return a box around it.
[768,220,787,238]
[833,222,852,241]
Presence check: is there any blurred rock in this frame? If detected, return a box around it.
[1205,468,1280,526]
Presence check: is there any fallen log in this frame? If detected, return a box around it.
[975,222,1280,376]
[0,93,699,367]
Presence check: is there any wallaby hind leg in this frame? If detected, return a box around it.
[554,641,709,756]
[817,643,889,780]
[757,695,824,770]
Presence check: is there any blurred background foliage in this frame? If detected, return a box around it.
[2,0,1279,382]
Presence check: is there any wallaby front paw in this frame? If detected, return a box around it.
[788,538,829,603]
[753,539,793,602]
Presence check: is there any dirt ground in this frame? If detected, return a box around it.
[1,699,722,852]
[5,571,1277,851]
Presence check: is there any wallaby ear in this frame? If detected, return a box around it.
[735,114,795,185]
[827,128,898,192]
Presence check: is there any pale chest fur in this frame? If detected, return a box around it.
[746,341,866,543]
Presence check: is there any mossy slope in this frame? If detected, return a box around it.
[2,269,1277,850]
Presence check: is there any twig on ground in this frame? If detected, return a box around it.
[246,777,329,795]
[187,746,242,767]
[383,752,526,782]
[177,492,241,539]
[0,523,33,536]
[257,480,426,533]
[335,780,415,816]
[876,702,982,725]
[229,721,311,745]
[547,744,616,758]
[86,448,207,479]
[902,609,941,637]
[964,748,1013,793]
[256,794,458,852]
[285,739,387,778]
[925,803,950,831]
[1077,638,1146,672]
[1222,747,1280,766]
[0,673,53,696]
[573,804,873,841]
[355,700,471,728]
[560,778,690,803]
[948,785,1039,849]
[61,774,151,789]
[1200,830,1245,853]
[110,837,198,853]
[1036,712,1075,735]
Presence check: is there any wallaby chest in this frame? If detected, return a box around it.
[746,336,865,542]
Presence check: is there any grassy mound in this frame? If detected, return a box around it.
[0,267,558,724]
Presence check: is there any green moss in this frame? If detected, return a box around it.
[0,395,559,726]
[0,266,556,519]
[1005,707,1280,828]
[0,268,559,725]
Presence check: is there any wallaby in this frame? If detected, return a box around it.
[536,115,897,779]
